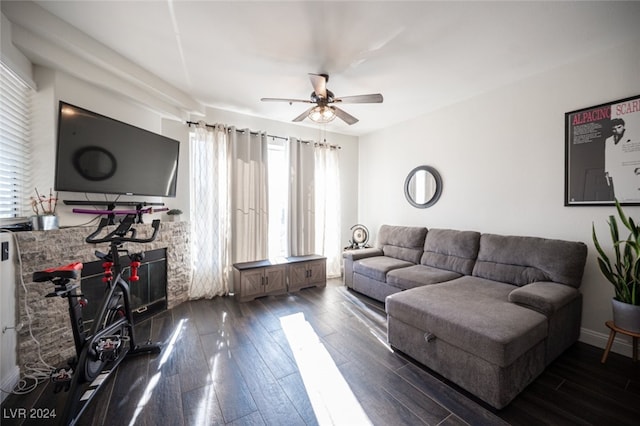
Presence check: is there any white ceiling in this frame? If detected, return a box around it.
[5,1,640,136]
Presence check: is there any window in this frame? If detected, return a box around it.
[267,139,288,258]
[0,63,32,219]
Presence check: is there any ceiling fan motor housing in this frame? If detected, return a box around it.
[311,89,334,104]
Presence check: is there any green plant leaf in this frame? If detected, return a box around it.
[592,224,610,264]
[593,200,640,305]
[615,199,632,230]
[632,260,640,305]
[609,216,622,265]
[596,257,617,287]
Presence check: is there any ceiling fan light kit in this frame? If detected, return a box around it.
[261,73,383,126]
[309,105,336,123]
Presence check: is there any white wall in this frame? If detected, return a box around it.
[0,233,20,402]
[359,38,640,356]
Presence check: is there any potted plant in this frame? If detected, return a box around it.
[30,188,59,230]
[167,208,183,222]
[592,199,640,333]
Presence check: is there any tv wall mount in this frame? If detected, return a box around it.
[63,200,167,224]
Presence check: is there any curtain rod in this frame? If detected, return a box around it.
[186,120,341,149]
[186,121,287,141]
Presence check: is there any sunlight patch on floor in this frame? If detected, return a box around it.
[193,381,219,425]
[129,318,187,426]
[342,302,394,353]
[280,312,372,425]
[158,318,187,369]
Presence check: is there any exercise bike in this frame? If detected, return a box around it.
[32,214,163,425]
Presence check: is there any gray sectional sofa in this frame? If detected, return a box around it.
[342,225,587,409]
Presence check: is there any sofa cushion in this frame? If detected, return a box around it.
[508,282,579,316]
[472,234,588,288]
[421,228,480,275]
[378,225,428,264]
[353,256,414,282]
[386,265,461,290]
[386,276,548,367]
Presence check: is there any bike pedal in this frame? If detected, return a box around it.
[51,367,73,393]
[95,336,122,361]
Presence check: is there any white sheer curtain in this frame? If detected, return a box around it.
[189,125,340,295]
[230,127,269,264]
[189,124,231,298]
[315,144,342,278]
[287,137,316,256]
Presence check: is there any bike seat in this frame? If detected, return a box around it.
[33,262,83,282]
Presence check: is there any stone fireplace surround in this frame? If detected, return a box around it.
[13,221,190,373]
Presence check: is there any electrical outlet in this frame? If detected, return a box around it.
[1,241,8,261]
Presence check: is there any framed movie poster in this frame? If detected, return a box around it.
[565,94,640,206]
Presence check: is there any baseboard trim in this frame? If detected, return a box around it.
[1,365,20,403]
[579,327,634,358]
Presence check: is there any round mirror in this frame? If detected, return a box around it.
[404,165,442,208]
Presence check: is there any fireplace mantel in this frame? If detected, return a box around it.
[13,221,190,372]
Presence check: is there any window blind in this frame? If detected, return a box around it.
[0,62,32,219]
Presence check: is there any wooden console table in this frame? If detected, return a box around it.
[601,320,639,363]
[233,255,326,302]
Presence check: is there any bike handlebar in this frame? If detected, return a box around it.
[85,214,161,245]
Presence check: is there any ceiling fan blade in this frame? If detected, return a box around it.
[333,106,359,125]
[292,107,315,122]
[308,73,327,99]
[334,93,384,104]
[261,97,312,103]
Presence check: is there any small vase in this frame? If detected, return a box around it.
[612,298,640,333]
[170,215,181,222]
[31,215,59,231]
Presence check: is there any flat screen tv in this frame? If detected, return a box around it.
[55,101,179,197]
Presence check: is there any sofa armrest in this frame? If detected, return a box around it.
[508,282,579,316]
[343,248,383,287]
[343,247,383,261]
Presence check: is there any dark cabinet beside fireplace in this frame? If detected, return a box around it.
[81,248,168,326]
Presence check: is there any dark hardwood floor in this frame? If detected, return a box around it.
[3,278,639,425]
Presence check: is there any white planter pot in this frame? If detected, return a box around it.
[612,298,640,333]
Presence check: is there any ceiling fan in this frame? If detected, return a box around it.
[261,73,383,125]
